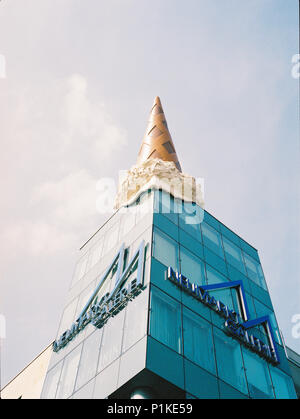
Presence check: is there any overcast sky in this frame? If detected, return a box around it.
[0,0,299,387]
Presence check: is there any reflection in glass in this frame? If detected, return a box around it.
[98,311,125,372]
[75,330,103,391]
[153,227,179,269]
[214,327,248,395]
[270,366,297,399]
[205,265,237,315]
[122,290,148,352]
[206,264,228,285]
[178,202,203,240]
[253,299,281,345]
[183,308,216,374]
[242,349,274,399]
[201,223,224,258]
[243,252,266,290]
[149,287,182,354]
[57,297,78,338]
[244,292,257,320]
[222,237,246,275]
[180,246,205,286]
[56,344,82,399]
[41,361,63,399]
[74,280,96,321]
[211,288,234,313]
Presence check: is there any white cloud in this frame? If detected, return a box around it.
[61,74,127,156]
[0,74,126,259]
[32,169,100,226]
[0,166,98,256]
[1,221,76,256]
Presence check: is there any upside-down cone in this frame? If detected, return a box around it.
[136,96,182,172]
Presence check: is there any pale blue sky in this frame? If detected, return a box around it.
[0,0,299,386]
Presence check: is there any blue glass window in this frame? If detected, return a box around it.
[243,252,267,290]
[153,227,179,270]
[180,246,206,286]
[150,287,182,354]
[253,299,281,345]
[154,190,179,221]
[242,349,274,399]
[178,201,203,240]
[269,366,297,399]
[205,265,243,318]
[244,292,257,320]
[205,264,236,313]
[206,264,228,285]
[213,289,235,315]
[183,308,216,375]
[201,222,224,258]
[213,327,248,395]
[268,312,281,345]
[222,237,246,275]
[230,287,246,321]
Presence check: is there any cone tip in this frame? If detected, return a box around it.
[153,96,161,106]
[137,96,182,172]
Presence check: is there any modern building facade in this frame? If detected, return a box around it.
[2,97,299,399]
[286,347,300,397]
